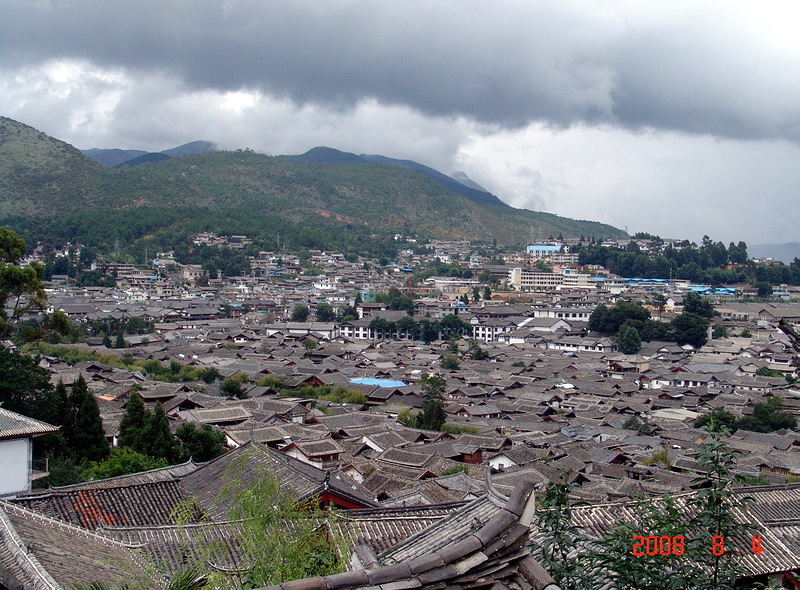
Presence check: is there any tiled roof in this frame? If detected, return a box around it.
[12,479,189,530]
[535,483,800,580]
[254,479,560,590]
[180,444,378,520]
[0,407,59,440]
[0,501,164,589]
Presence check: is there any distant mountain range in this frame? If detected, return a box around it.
[82,140,218,167]
[0,116,626,255]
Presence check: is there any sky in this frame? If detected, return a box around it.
[2,0,799,246]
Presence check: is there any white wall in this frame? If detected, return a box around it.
[0,438,31,496]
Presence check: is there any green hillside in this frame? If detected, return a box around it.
[0,117,626,255]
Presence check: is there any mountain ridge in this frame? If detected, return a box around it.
[0,117,627,251]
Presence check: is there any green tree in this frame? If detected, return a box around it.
[534,477,587,588]
[114,328,126,349]
[651,293,667,319]
[671,312,710,348]
[215,447,346,586]
[118,391,147,451]
[315,302,335,322]
[396,315,418,339]
[64,375,110,463]
[683,291,715,318]
[441,354,460,370]
[0,348,53,417]
[416,374,447,431]
[140,401,180,463]
[688,426,754,588]
[694,408,739,433]
[754,281,773,299]
[616,324,642,354]
[589,301,651,334]
[737,396,797,433]
[0,228,47,338]
[291,304,309,322]
[440,314,471,338]
[175,423,226,462]
[337,304,358,321]
[468,340,489,360]
[84,447,168,480]
[220,376,246,398]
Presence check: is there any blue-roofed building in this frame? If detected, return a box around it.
[349,377,408,388]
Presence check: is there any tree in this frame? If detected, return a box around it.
[215,447,347,586]
[114,329,126,349]
[337,304,358,321]
[291,304,309,322]
[468,340,489,360]
[84,447,168,480]
[688,426,753,588]
[441,354,460,371]
[651,293,667,319]
[397,316,418,339]
[0,228,47,338]
[315,302,335,322]
[64,375,110,463]
[418,319,439,343]
[754,281,773,298]
[616,324,641,354]
[534,477,587,588]
[694,408,739,433]
[220,376,246,398]
[737,396,797,433]
[683,291,714,318]
[0,348,53,417]
[175,423,226,462]
[118,391,147,451]
[671,312,710,348]
[589,301,650,334]
[440,314,471,339]
[416,374,447,431]
[140,402,180,463]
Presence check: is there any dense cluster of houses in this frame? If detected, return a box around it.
[3,242,800,588]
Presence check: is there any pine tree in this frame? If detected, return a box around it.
[115,329,126,349]
[141,402,179,463]
[65,375,109,463]
[118,391,147,451]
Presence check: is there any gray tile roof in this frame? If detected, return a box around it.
[0,408,59,440]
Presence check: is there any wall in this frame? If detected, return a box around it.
[0,438,31,496]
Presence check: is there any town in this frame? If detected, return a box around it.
[2,233,799,589]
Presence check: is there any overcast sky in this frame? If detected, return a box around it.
[2,1,799,245]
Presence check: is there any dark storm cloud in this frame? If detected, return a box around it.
[3,1,799,142]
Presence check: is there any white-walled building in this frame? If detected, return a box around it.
[0,408,59,497]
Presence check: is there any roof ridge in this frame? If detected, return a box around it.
[253,479,553,590]
[1,500,151,550]
[0,501,61,589]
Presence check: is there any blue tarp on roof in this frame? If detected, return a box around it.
[350,377,407,388]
